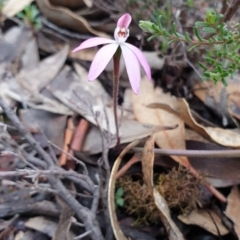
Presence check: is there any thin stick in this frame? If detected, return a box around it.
[132,147,240,158]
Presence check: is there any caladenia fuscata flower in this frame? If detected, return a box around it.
[72,13,151,142]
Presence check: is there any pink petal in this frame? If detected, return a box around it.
[88,43,119,81]
[117,13,132,29]
[72,37,115,52]
[120,44,141,94]
[125,43,151,81]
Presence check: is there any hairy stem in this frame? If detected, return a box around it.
[112,47,121,145]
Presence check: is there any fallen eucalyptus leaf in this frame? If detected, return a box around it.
[225,186,240,238]
[178,209,228,236]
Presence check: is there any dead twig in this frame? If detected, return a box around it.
[132,147,240,158]
[221,0,240,22]
[0,96,104,240]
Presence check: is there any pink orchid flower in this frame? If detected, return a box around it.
[72,13,151,94]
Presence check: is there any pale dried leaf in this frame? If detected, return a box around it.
[17,44,70,92]
[21,37,39,70]
[82,120,167,154]
[185,128,210,143]
[225,186,240,238]
[25,217,57,238]
[178,209,228,236]
[83,0,93,8]
[3,0,34,17]
[36,0,111,38]
[149,99,240,147]
[132,76,190,167]
[108,141,140,240]
[14,231,24,240]
[142,136,185,240]
[193,74,240,123]
[70,47,97,61]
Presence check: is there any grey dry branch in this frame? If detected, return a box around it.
[0,96,104,240]
[132,147,240,158]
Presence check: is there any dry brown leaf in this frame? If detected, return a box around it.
[185,128,211,143]
[14,231,24,240]
[8,45,73,115]
[36,0,110,38]
[49,0,85,8]
[142,136,185,240]
[53,196,75,240]
[132,76,190,167]
[108,141,140,240]
[193,74,240,122]
[16,44,69,92]
[178,209,228,236]
[82,120,168,154]
[148,99,240,148]
[25,217,57,238]
[228,92,240,120]
[69,47,97,61]
[3,0,34,17]
[225,186,240,238]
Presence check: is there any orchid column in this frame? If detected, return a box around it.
[72,13,151,142]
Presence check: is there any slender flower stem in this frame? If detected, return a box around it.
[112,47,121,145]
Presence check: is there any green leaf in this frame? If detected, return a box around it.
[116,198,124,207]
[171,22,178,37]
[116,187,124,197]
[176,33,185,39]
[193,27,203,41]
[203,72,211,78]
[221,72,229,78]
[188,43,200,51]
[147,34,159,41]
[139,21,155,33]
[162,29,170,37]
[195,21,209,27]
[221,78,228,86]
[184,32,191,42]
[198,62,208,70]
[168,39,178,44]
[202,27,217,33]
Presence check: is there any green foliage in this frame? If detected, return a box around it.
[115,187,125,207]
[139,9,240,85]
[17,5,42,30]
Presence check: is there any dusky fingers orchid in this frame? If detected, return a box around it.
[72,13,151,143]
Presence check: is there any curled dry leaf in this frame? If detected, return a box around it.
[193,74,240,123]
[108,141,140,240]
[6,45,72,115]
[225,186,240,238]
[142,136,185,240]
[148,99,240,148]
[36,0,111,38]
[132,76,190,168]
[178,209,228,236]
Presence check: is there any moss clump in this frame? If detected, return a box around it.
[157,166,205,214]
[116,166,205,225]
[117,176,161,225]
